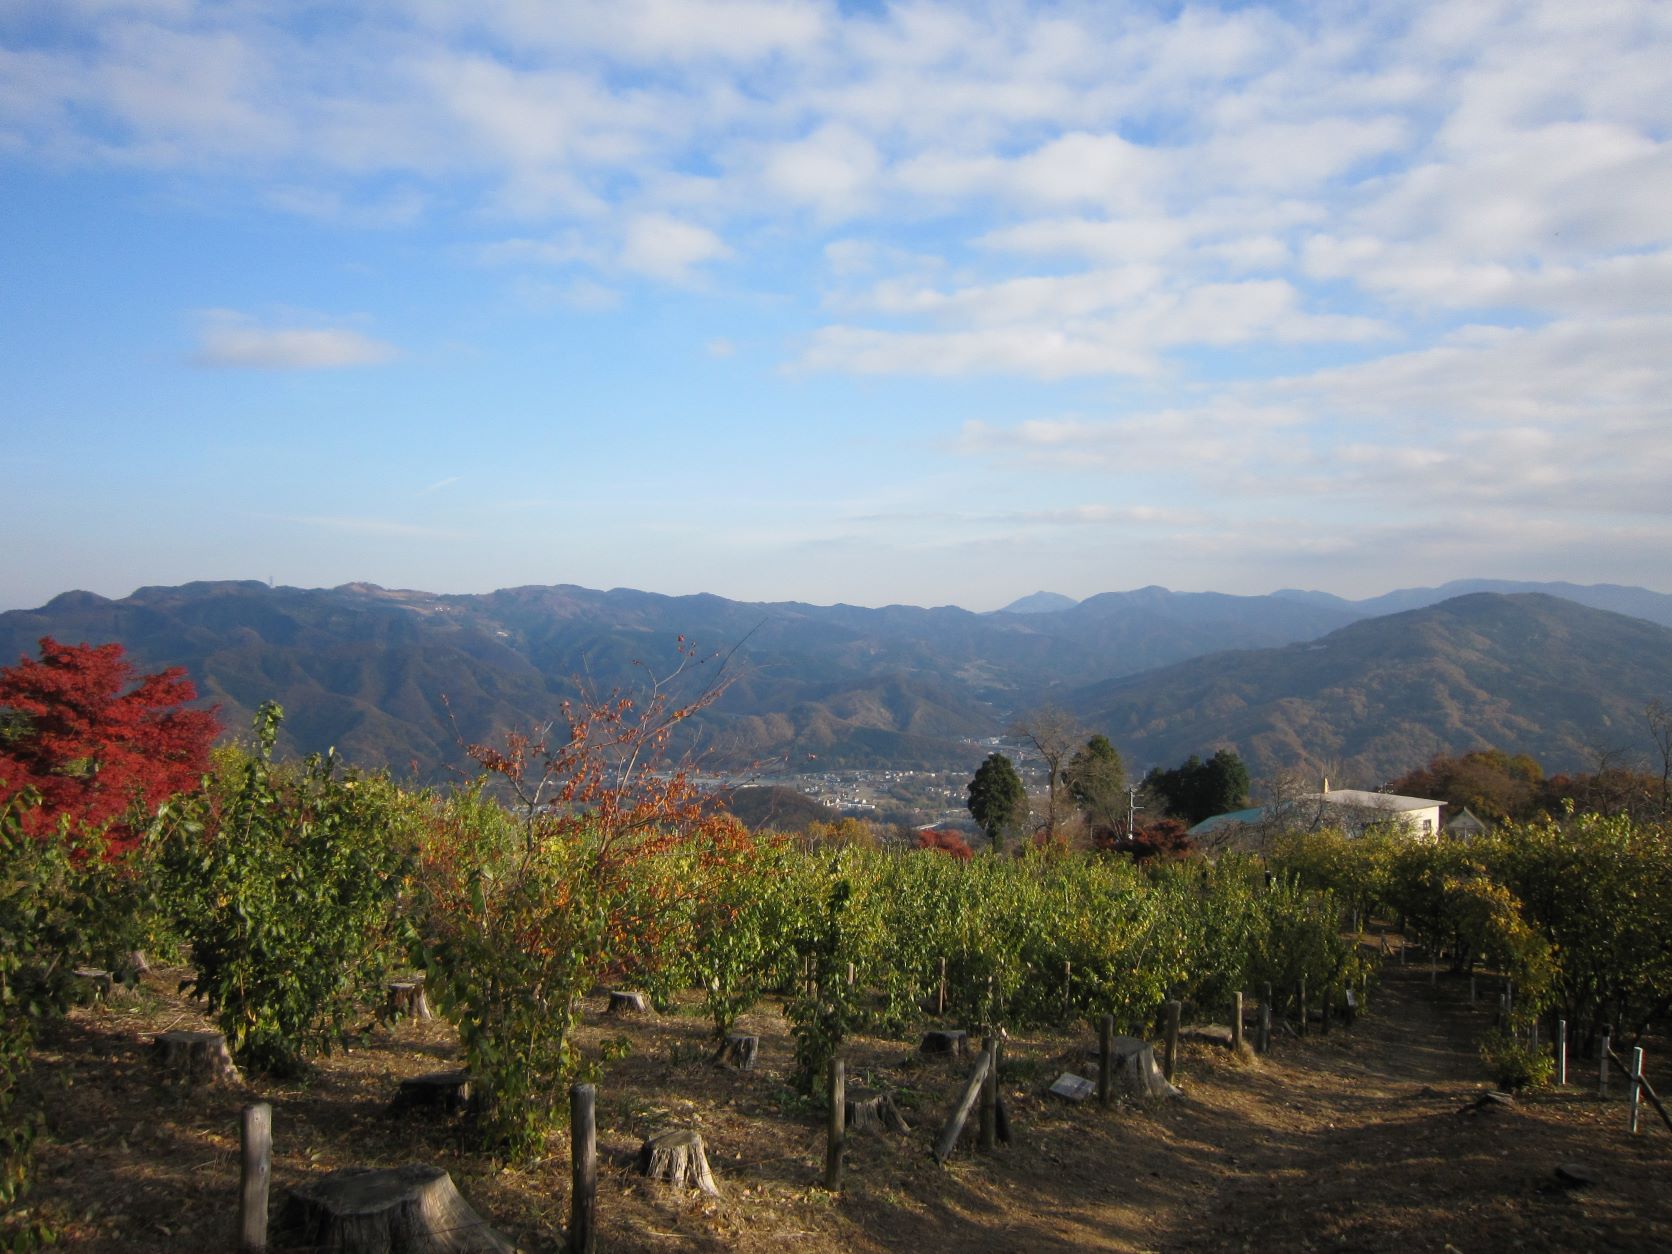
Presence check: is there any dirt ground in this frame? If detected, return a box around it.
[16,948,1672,1252]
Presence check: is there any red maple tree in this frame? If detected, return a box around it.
[0,637,220,853]
[916,827,973,860]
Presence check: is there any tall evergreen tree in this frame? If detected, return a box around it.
[966,752,1026,853]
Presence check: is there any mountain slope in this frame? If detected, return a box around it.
[1271,580,1672,629]
[1069,594,1672,780]
[0,579,1368,775]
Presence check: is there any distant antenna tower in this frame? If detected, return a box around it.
[268,575,275,588]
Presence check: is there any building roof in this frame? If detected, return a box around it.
[1301,789,1440,812]
[1188,807,1266,835]
[1188,789,1443,837]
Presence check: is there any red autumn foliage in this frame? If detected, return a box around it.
[455,639,753,974]
[0,637,220,853]
[1092,817,1196,863]
[916,827,973,860]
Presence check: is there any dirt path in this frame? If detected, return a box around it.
[1145,964,1672,1253]
[20,955,1672,1251]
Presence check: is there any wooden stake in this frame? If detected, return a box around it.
[1163,1000,1181,1081]
[825,1058,846,1191]
[1098,1015,1113,1105]
[1557,1020,1567,1087]
[1232,992,1244,1052]
[1601,1033,1612,1097]
[1607,1045,1672,1134]
[1630,1047,1645,1135]
[1259,1003,1272,1055]
[979,1033,998,1151]
[937,957,947,1017]
[933,1050,992,1164]
[239,1103,271,1254]
[1298,978,1308,1039]
[569,1084,596,1254]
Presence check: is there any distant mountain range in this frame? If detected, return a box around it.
[1010,579,1672,630]
[1070,593,1672,781]
[3,578,1669,785]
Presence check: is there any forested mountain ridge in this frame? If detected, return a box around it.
[3,580,1669,783]
[0,579,1360,775]
[1068,593,1672,781]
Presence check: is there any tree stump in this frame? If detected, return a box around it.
[920,1029,968,1057]
[608,990,649,1015]
[153,1030,240,1085]
[385,979,433,1023]
[636,1129,719,1196]
[73,968,114,1001]
[281,1164,515,1253]
[1182,1024,1235,1049]
[845,1088,910,1135]
[717,1032,758,1070]
[393,1069,474,1116]
[1109,1035,1180,1100]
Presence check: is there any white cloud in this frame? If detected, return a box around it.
[759,123,880,219]
[191,311,398,370]
[618,213,730,281]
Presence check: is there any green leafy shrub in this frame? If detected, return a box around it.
[411,676,747,1161]
[158,704,417,1076]
[1,797,128,1249]
[1479,1029,1554,1090]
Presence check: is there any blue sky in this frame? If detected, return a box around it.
[4,0,1671,612]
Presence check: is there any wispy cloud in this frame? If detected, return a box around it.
[191,311,397,370]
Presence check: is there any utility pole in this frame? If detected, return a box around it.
[1126,784,1144,837]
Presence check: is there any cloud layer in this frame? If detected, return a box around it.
[5,1,1671,602]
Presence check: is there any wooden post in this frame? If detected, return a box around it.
[1063,961,1072,1016]
[1298,978,1308,1039]
[933,1049,992,1164]
[1399,938,1405,965]
[937,957,947,1017]
[1601,1033,1612,1097]
[568,1084,596,1254]
[979,1033,998,1151]
[846,962,855,989]
[1630,1048,1645,1135]
[1232,992,1244,1052]
[825,1058,845,1190]
[1557,1020,1568,1087]
[1098,1015,1113,1105]
[239,1102,271,1254]
[1163,1000,1181,1081]
[1259,1003,1272,1055]
[1497,994,1507,1031]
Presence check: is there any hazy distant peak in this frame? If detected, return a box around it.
[1000,591,1079,614]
